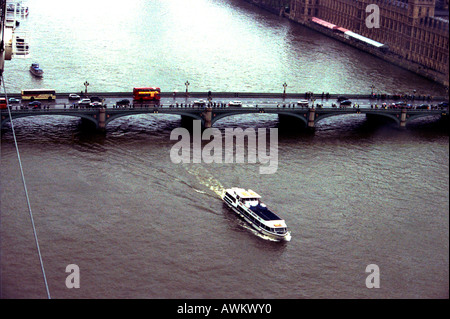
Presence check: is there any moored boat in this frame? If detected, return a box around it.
[29,63,43,77]
[222,187,291,241]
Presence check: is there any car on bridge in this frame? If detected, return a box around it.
[390,102,407,109]
[297,100,309,107]
[90,101,103,108]
[339,100,352,106]
[77,99,92,107]
[29,101,42,109]
[438,102,448,109]
[0,98,7,109]
[193,100,207,107]
[417,104,429,110]
[228,101,242,107]
[90,96,103,102]
[116,99,130,106]
[68,94,80,100]
[8,97,20,103]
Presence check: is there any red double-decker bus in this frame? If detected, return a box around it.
[133,87,161,101]
[0,98,7,109]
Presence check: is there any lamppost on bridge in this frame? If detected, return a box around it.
[185,81,190,97]
[370,85,375,96]
[283,82,287,97]
[84,81,90,96]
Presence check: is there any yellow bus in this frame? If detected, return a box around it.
[21,89,56,101]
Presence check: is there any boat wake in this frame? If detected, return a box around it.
[186,165,225,198]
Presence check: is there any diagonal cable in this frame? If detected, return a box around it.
[1,75,51,299]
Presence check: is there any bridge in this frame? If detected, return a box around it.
[1,92,448,131]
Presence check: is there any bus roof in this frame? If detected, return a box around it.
[133,87,160,90]
[22,89,56,92]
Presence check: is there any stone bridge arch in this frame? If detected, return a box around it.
[1,112,99,128]
[210,109,309,127]
[404,113,442,125]
[104,110,206,128]
[315,111,401,126]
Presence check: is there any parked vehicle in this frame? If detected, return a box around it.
[21,89,55,101]
[193,100,207,107]
[29,101,42,109]
[68,94,80,100]
[90,101,103,108]
[133,87,161,101]
[228,101,242,107]
[8,97,20,103]
[0,98,7,109]
[116,99,130,106]
[297,100,309,107]
[90,96,102,102]
[77,99,91,107]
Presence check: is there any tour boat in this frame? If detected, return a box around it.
[29,63,43,77]
[222,187,291,241]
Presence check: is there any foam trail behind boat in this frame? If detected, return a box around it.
[186,165,225,198]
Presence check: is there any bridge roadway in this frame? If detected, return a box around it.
[1,93,448,131]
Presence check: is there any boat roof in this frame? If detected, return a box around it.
[248,204,283,222]
[229,188,261,199]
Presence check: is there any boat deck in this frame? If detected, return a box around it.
[248,204,282,221]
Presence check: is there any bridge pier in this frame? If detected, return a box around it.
[307,108,316,129]
[400,108,407,128]
[98,108,106,131]
[202,107,212,128]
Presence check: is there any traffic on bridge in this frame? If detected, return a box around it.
[1,89,448,131]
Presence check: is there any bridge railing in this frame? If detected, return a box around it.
[3,91,448,102]
[2,104,447,113]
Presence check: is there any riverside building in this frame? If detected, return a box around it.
[287,0,449,86]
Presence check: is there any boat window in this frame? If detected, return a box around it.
[225,194,235,202]
[245,198,259,206]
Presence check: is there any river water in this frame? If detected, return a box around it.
[0,0,448,299]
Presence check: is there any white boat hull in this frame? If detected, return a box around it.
[223,198,291,242]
